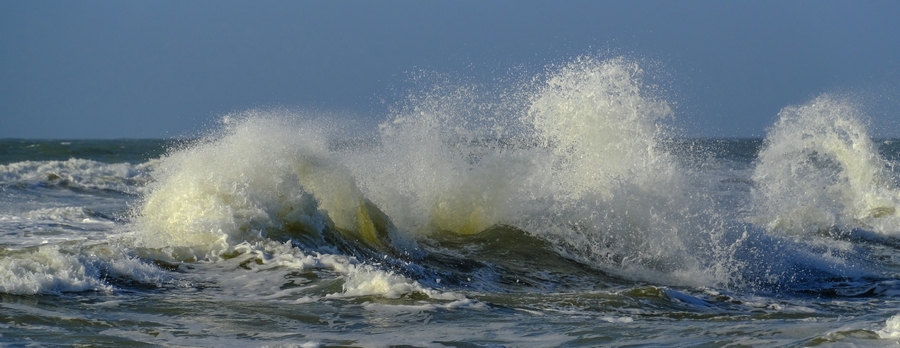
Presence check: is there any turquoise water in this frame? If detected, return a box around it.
[3,57,900,347]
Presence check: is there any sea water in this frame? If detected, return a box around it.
[3,56,900,347]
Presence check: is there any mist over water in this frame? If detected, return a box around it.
[4,56,900,346]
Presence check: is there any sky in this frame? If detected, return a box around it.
[1,0,899,139]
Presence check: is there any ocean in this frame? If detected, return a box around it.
[3,57,900,347]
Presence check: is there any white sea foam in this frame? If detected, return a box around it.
[0,244,165,295]
[142,239,464,302]
[878,313,900,339]
[0,158,155,194]
[0,246,107,294]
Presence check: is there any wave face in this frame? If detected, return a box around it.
[751,95,900,236]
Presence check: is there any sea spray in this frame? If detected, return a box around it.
[342,76,542,237]
[518,59,864,289]
[132,112,400,261]
[520,56,717,285]
[751,94,900,236]
[528,56,676,200]
[127,112,460,301]
[341,56,748,287]
[127,56,855,291]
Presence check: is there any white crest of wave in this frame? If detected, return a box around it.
[0,245,165,295]
[127,114,452,299]
[879,313,900,339]
[132,112,398,260]
[192,240,461,301]
[751,94,900,235]
[0,158,154,194]
[0,246,107,294]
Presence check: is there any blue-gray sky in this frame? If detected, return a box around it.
[2,0,899,139]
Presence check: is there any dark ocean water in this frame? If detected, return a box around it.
[3,57,900,347]
[0,139,172,165]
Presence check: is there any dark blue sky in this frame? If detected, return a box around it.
[2,0,899,138]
